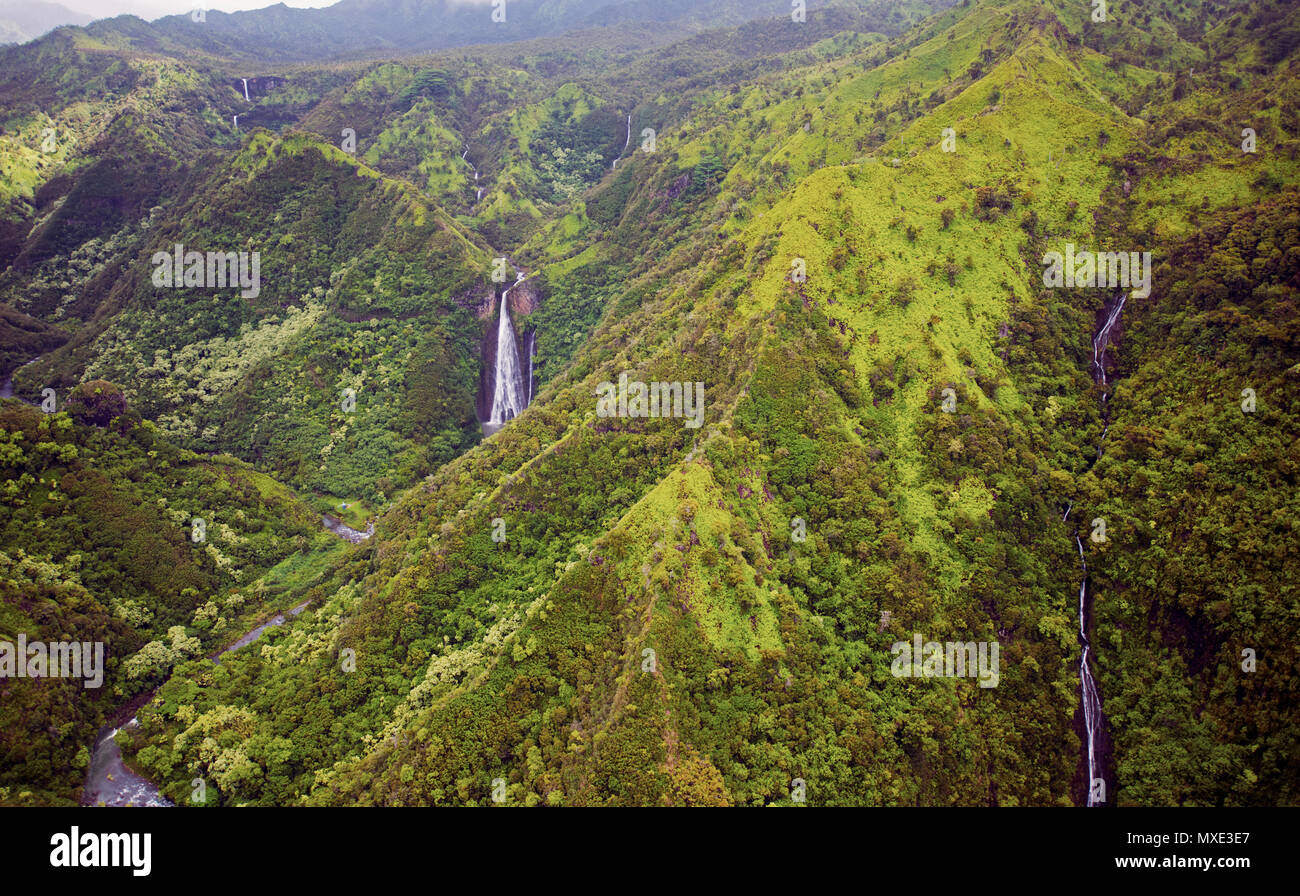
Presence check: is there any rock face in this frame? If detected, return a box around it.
[506,277,542,315]
[666,173,691,200]
[233,76,285,97]
[458,284,496,319]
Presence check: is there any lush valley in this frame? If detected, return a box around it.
[0,0,1295,807]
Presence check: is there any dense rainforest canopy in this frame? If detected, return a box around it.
[0,0,1295,807]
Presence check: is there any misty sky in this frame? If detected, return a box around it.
[59,0,342,22]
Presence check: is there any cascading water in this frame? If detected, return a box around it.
[488,274,529,426]
[241,78,250,102]
[464,147,483,203]
[232,114,239,129]
[612,112,632,170]
[1076,533,1104,805]
[1091,294,1127,389]
[1067,290,1127,807]
[82,720,173,808]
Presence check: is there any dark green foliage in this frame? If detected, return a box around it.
[398,70,453,108]
[0,404,319,803]
[1,0,1297,810]
[1093,193,1300,805]
[65,380,127,427]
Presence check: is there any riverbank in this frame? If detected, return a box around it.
[79,518,372,806]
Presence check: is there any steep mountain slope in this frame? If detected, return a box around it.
[0,0,947,503]
[1,0,1296,807]
[0,395,331,805]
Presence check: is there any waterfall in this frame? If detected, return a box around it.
[1075,533,1104,806]
[464,147,482,202]
[1068,291,1127,807]
[613,112,633,170]
[1091,294,1127,387]
[242,78,250,102]
[488,275,528,425]
[233,114,239,129]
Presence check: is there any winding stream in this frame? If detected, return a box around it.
[2,352,370,804]
[82,719,173,808]
[0,356,41,403]
[81,519,368,806]
[322,514,374,543]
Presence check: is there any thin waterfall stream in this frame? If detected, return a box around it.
[1065,290,1127,806]
[463,147,483,203]
[612,113,632,170]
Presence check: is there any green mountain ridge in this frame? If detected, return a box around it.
[66,0,937,64]
[0,0,1296,806]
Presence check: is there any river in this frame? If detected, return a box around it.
[80,524,367,806]
[0,356,41,403]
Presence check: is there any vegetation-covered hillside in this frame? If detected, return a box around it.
[0,0,1295,807]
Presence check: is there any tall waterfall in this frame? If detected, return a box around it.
[1091,294,1127,387]
[488,275,528,425]
[613,112,632,170]
[1068,290,1127,806]
[241,78,250,102]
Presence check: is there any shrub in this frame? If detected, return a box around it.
[66,380,127,427]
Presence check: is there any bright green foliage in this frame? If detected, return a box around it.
[0,0,1297,807]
